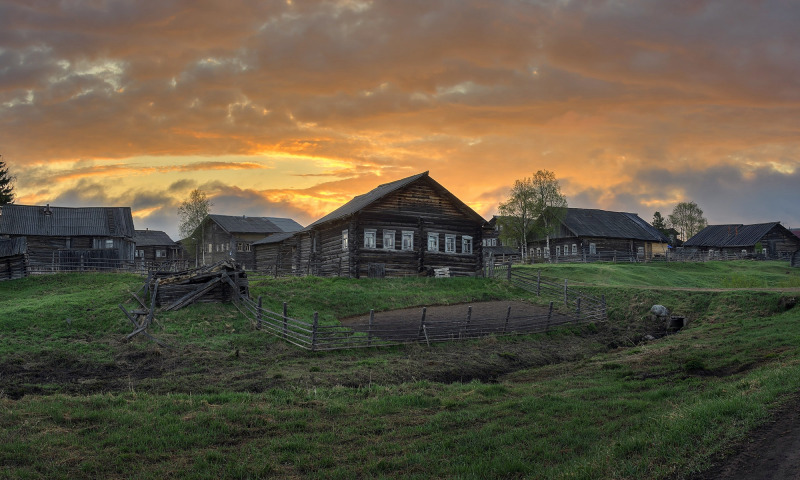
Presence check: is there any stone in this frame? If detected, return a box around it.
[650,305,670,317]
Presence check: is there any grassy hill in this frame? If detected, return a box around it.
[1,262,799,478]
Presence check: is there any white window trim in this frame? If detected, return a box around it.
[364,229,377,249]
[589,243,596,255]
[462,235,472,254]
[156,249,167,258]
[428,232,439,252]
[383,230,395,250]
[342,230,349,251]
[556,246,561,256]
[445,234,456,254]
[402,231,414,251]
[572,244,577,255]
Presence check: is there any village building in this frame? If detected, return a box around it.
[683,222,800,260]
[256,171,486,278]
[482,216,520,263]
[0,204,136,271]
[253,232,297,276]
[527,208,669,261]
[0,237,27,281]
[190,214,303,270]
[133,229,185,269]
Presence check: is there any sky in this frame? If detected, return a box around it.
[1,0,798,240]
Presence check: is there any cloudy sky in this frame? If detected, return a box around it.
[1,0,798,239]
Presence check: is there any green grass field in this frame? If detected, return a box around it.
[1,262,799,478]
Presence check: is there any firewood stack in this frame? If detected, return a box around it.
[149,259,249,310]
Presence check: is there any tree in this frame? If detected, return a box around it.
[652,211,667,233]
[0,156,15,205]
[498,170,567,260]
[178,189,213,265]
[668,201,707,242]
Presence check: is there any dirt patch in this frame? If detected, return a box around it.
[691,393,800,480]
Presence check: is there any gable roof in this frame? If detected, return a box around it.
[206,214,303,235]
[134,229,177,247]
[684,222,787,247]
[0,237,26,257]
[0,204,135,238]
[554,208,669,242]
[252,231,296,246]
[306,171,485,229]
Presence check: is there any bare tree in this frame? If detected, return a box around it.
[0,155,15,205]
[498,170,567,259]
[668,201,707,241]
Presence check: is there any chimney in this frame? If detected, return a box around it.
[42,204,53,216]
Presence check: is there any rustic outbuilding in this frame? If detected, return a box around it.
[0,237,27,281]
[528,208,669,262]
[253,232,297,276]
[190,214,303,270]
[683,222,800,260]
[274,171,485,278]
[133,229,185,269]
[0,204,136,271]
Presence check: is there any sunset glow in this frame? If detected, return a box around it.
[1,1,798,239]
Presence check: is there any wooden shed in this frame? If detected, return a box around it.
[133,229,185,270]
[0,204,136,272]
[293,171,485,278]
[253,232,297,276]
[684,223,800,260]
[0,237,27,281]
[528,208,669,261]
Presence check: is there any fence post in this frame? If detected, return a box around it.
[417,307,427,339]
[547,301,553,329]
[506,262,512,281]
[503,305,511,333]
[576,297,581,323]
[368,309,374,347]
[256,296,263,329]
[564,279,568,306]
[311,312,318,351]
[537,270,541,296]
[283,302,288,339]
[463,306,472,338]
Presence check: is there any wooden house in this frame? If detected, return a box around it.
[0,237,27,281]
[253,232,297,276]
[683,223,800,260]
[528,208,669,261]
[133,229,185,269]
[482,215,521,263]
[191,214,303,270]
[0,204,135,271]
[277,171,486,278]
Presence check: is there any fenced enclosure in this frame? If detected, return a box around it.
[226,264,607,351]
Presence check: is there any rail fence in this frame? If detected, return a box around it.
[25,259,190,276]
[228,263,607,351]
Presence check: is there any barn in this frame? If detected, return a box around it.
[279,171,486,278]
[0,204,136,272]
[190,214,303,271]
[528,208,669,262]
[0,237,27,281]
[133,229,185,269]
[684,222,800,260]
[253,232,297,276]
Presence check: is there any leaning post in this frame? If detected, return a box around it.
[283,302,288,339]
[417,307,427,340]
[256,296,263,329]
[311,312,319,351]
[368,309,374,347]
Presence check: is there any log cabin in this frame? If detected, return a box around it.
[528,208,669,262]
[190,214,303,270]
[0,204,136,271]
[683,223,800,260]
[266,171,486,278]
[0,237,27,280]
[133,229,185,269]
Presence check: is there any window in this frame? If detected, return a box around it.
[637,246,645,257]
[556,246,561,256]
[208,243,213,253]
[237,242,244,252]
[589,243,596,255]
[462,236,473,254]
[383,230,395,250]
[544,248,550,258]
[402,231,414,251]
[491,238,497,246]
[135,249,144,258]
[364,229,377,249]
[445,234,456,253]
[104,239,114,249]
[428,233,439,251]
[156,249,167,258]
[342,230,349,251]
[572,244,577,255]
[536,247,542,257]
[245,243,251,252]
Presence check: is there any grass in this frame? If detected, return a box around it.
[1,262,799,478]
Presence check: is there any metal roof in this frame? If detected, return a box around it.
[684,223,784,247]
[0,204,135,238]
[306,171,486,229]
[207,214,303,234]
[133,229,177,247]
[0,237,26,257]
[556,208,669,242]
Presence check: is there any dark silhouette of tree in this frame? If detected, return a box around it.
[0,156,15,205]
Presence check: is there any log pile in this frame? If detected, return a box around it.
[149,260,250,310]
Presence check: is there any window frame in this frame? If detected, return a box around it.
[383,230,395,250]
[156,249,167,258]
[401,231,414,251]
[364,229,377,249]
[462,235,473,254]
[445,234,456,253]
[342,230,349,251]
[428,232,439,252]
